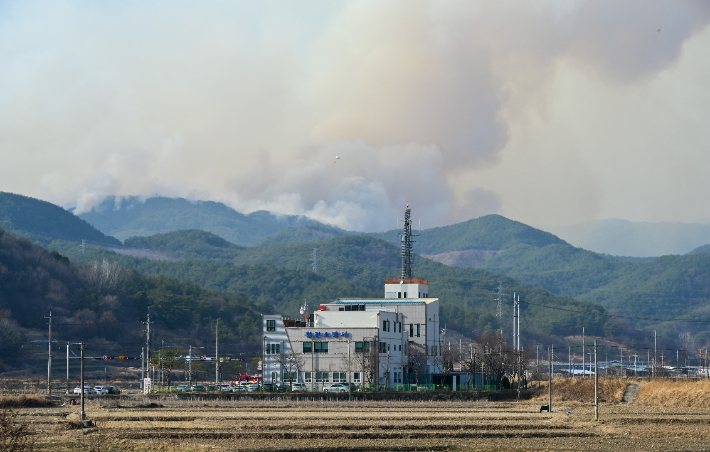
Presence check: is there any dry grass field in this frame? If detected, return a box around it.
[3,379,710,451]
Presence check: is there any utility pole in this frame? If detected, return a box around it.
[582,327,585,377]
[654,330,657,379]
[594,340,599,421]
[66,344,70,394]
[80,342,85,421]
[215,319,219,384]
[140,347,145,393]
[45,311,52,394]
[143,313,152,393]
[189,345,192,387]
[547,345,552,413]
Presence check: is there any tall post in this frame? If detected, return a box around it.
[46,311,52,394]
[66,344,69,394]
[654,330,657,379]
[215,319,219,384]
[189,345,192,387]
[80,342,85,421]
[594,340,599,420]
[348,336,352,400]
[141,347,144,393]
[582,327,585,377]
[547,345,552,413]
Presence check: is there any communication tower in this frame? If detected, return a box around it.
[400,205,418,280]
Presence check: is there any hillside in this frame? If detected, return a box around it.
[0,227,265,372]
[372,214,566,266]
[256,223,349,246]
[543,219,710,257]
[63,231,648,344]
[77,196,324,244]
[123,229,244,260]
[0,192,121,247]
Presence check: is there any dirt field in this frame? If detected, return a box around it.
[6,396,710,451]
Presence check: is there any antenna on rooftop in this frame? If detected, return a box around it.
[399,203,419,281]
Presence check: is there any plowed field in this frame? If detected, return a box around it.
[16,399,710,451]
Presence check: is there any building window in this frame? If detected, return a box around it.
[355,342,370,353]
[314,341,329,354]
[353,372,361,383]
[284,371,297,381]
[265,343,280,354]
[409,324,413,337]
[333,372,346,383]
[303,342,312,353]
[304,372,312,383]
[417,324,421,337]
[266,320,276,332]
[379,342,387,353]
[271,371,277,382]
[316,372,330,383]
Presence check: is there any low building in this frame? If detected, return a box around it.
[261,206,442,390]
[262,279,442,390]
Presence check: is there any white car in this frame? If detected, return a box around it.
[291,383,307,391]
[323,383,353,393]
[73,386,93,394]
[93,386,109,394]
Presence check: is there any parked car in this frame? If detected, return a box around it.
[276,384,290,393]
[261,383,275,392]
[93,386,108,395]
[323,383,353,393]
[231,385,247,392]
[175,385,189,392]
[105,386,120,394]
[244,383,259,392]
[290,383,307,392]
[73,386,93,394]
[220,384,233,392]
[190,385,207,392]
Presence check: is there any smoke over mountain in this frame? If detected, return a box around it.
[2,1,709,230]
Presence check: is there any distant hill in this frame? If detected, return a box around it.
[373,215,565,254]
[542,219,710,257]
[687,244,710,255]
[123,229,243,260]
[77,196,324,245]
[256,223,349,246]
[0,192,121,247]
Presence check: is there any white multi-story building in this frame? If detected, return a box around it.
[262,278,442,390]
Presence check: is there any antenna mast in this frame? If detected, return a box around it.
[312,248,318,274]
[400,204,417,280]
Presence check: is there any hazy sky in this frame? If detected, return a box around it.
[2,1,710,231]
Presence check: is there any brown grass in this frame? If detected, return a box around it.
[636,379,710,407]
[0,395,53,408]
[533,377,629,403]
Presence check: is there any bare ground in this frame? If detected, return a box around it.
[10,397,710,451]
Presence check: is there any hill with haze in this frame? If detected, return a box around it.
[542,219,710,257]
[0,192,121,247]
[77,196,325,244]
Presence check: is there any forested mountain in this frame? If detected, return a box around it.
[372,214,565,255]
[59,231,672,348]
[77,196,324,244]
[0,192,121,247]
[543,218,710,257]
[256,224,349,246]
[0,227,264,372]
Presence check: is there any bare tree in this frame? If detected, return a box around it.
[352,342,377,389]
[278,347,305,389]
[405,341,427,385]
[83,259,123,291]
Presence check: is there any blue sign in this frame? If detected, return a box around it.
[304,331,348,339]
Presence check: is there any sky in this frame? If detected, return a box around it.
[1,1,710,232]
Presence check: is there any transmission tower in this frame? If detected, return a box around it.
[495,282,505,332]
[312,248,318,274]
[399,204,418,280]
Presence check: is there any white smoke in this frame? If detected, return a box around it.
[1,1,709,229]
